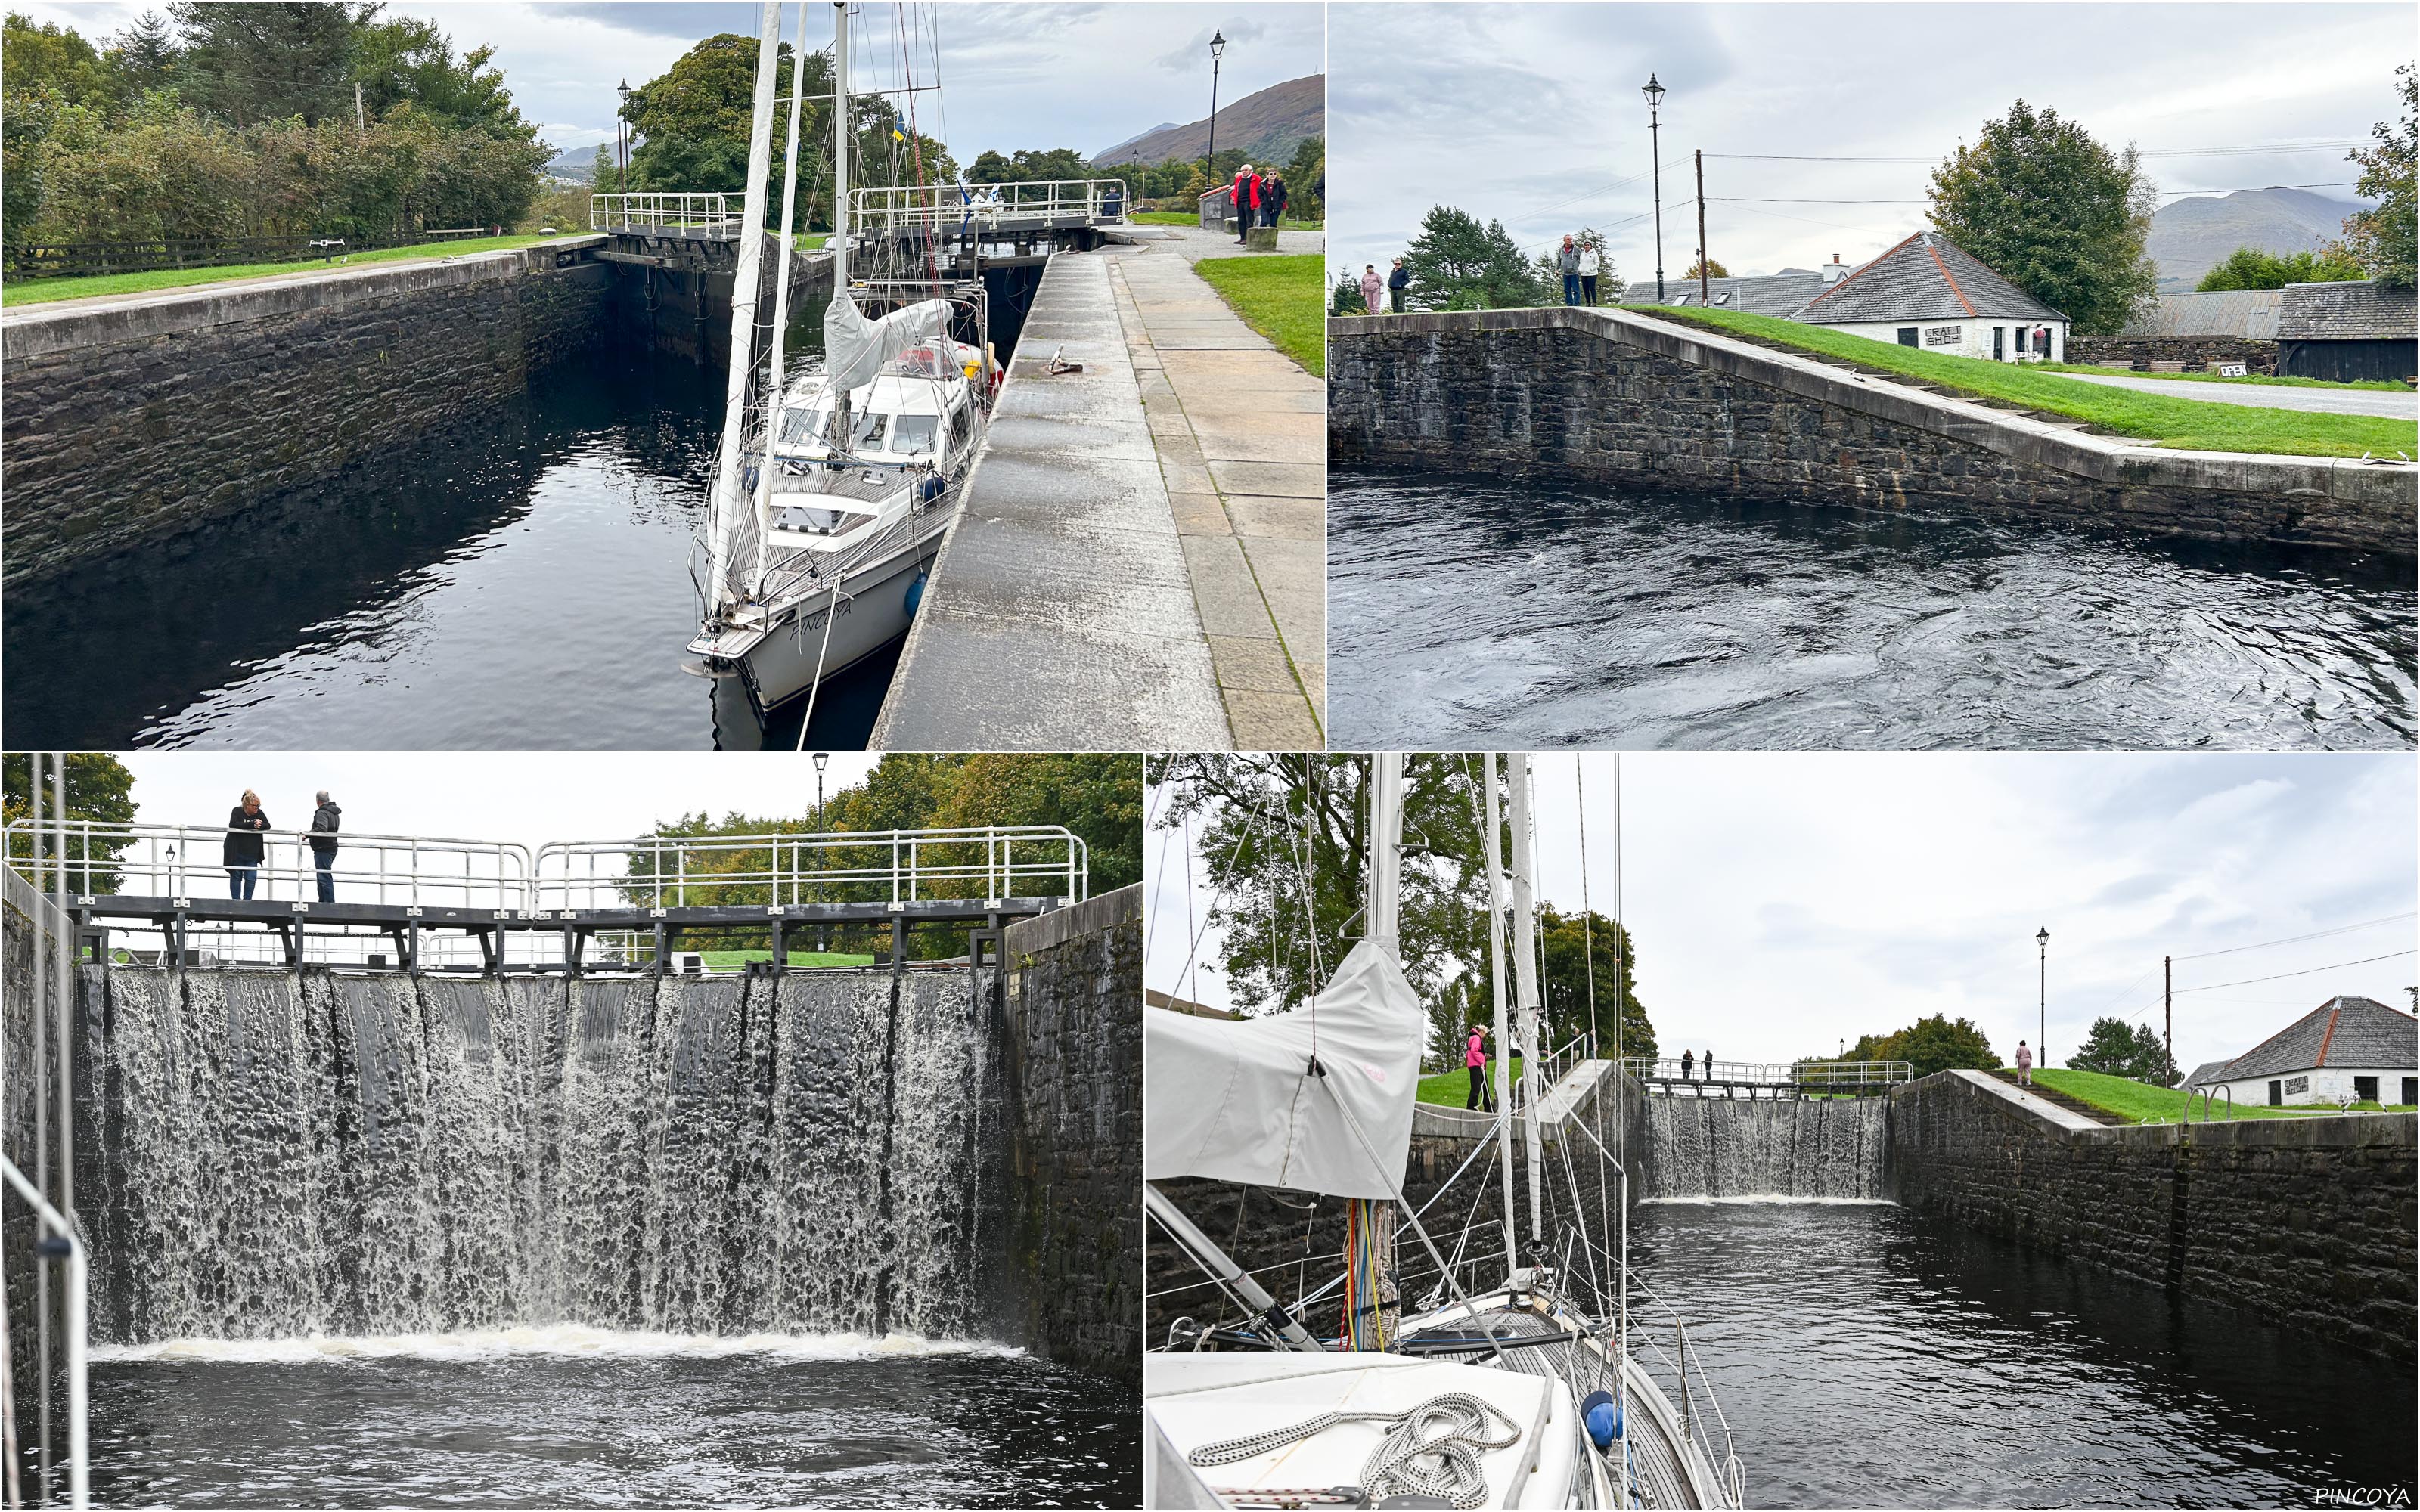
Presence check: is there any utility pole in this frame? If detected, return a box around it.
[1695,148,1708,302]
[355,79,365,132]
[2164,956,2173,1086]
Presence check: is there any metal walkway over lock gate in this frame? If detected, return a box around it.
[4,820,1087,977]
[591,180,1131,274]
[1623,1057,1916,1100]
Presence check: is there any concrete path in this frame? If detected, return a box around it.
[872,253,1233,751]
[1131,220,1327,263]
[1110,242,1326,748]
[1951,1068,2107,1132]
[2059,370,2419,419]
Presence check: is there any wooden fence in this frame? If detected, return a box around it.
[2,227,501,282]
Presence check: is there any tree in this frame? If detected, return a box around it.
[1683,255,1729,280]
[2132,1023,2180,1088]
[2,11,121,107]
[169,2,378,126]
[2196,244,2366,291]
[1928,100,2158,336]
[1578,227,1624,299]
[354,14,532,136]
[1402,203,1547,311]
[2334,63,2415,287]
[2067,1015,2144,1077]
[1332,263,1363,315]
[3,754,138,894]
[104,11,180,95]
[1830,1013,1997,1078]
[1537,906,1654,1064]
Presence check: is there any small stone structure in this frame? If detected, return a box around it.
[1001,884,1144,1383]
[1329,305,2415,555]
[2063,335,2279,374]
[1890,1070,2415,1359]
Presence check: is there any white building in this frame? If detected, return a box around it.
[1621,231,2070,363]
[2183,995,2418,1110]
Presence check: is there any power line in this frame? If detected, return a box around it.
[2172,949,2417,995]
[1702,182,2360,207]
[2173,911,2418,962]
[1702,141,2366,164]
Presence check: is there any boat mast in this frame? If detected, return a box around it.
[705,0,785,616]
[1507,754,1545,1246]
[1368,754,1403,959]
[828,0,852,451]
[749,1,812,594]
[1479,753,1518,1269]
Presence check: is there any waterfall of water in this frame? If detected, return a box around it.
[75,964,1003,1346]
[1638,1095,1891,1201]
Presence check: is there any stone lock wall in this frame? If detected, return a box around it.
[1328,308,2415,556]
[2064,335,2279,375]
[1889,1072,2416,1359]
[1001,884,1143,1383]
[1,242,613,589]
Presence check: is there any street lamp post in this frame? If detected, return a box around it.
[2036,926,2050,1067]
[1204,30,1227,222]
[616,79,632,195]
[813,751,830,953]
[1641,73,1666,301]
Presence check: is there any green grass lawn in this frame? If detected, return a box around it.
[1193,252,1324,376]
[1630,304,2418,460]
[2027,1067,2415,1123]
[1417,1062,1528,1107]
[2040,362,2410,393]
[693,949,876,971]
[2,234,560,307]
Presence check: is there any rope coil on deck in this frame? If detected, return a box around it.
[1189,1390,1523,1509]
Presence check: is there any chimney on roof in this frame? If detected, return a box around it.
[1820,253,1848,284]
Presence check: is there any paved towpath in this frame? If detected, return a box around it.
[2059,370,2418,419]
[1109,237,1326,748]
[1125,221,1327,263]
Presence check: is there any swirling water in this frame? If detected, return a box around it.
[1329,470,2418,750]
[1630,1202,2417,1507]
[0,356,892,751]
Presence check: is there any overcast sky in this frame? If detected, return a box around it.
[112,751,879,858]
[23,2,1323,162]
[1329,2,2406,285]
[1146,754,2418,1079]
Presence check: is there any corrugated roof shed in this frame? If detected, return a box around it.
[2118,289,2284,340]
[2276,280,2418,341]
[1792,231,2067,325]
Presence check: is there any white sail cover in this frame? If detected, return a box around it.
[1143,940,1424,1200]
[824,294,955,395]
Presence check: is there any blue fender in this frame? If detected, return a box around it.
[904,572,928,619]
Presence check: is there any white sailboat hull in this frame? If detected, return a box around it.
[729,519,948,713]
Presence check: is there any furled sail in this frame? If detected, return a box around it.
[824,294,956,395]
[1143,940,1425,1200]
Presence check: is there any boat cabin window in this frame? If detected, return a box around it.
[889,415,941,455]
[778,405,829,445]
[849,411,889,450]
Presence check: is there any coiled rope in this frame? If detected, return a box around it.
[1187,1391,1523,1509]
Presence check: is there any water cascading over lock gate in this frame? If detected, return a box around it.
[1639,1096,1891,1201]
[73,964,1005,1344]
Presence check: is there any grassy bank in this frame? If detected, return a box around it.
[2,233,559,307]
[2027,1067,2414,1123]
[1417,1062,1528,1107]
[1193,252,1325,376]
[2040,362,2410,393]
[693,950,877,971]
[1629,304,2417,460]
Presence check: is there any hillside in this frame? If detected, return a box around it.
[2147,186,2372,293]
[1091,74,1323,167]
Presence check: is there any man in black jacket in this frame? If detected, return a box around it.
[309,791,341,903]
[223,791,269,899]
[1388,257,1409,313]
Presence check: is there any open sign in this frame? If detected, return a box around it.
[2217,363,2248,378]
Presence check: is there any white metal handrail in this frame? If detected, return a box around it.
[2,820,534,910]
[849,178,1129,234]
[591,192,740,233]
[1621,1056,1916,1088]
[2,1156,87,1509]
[532,825,1087,912]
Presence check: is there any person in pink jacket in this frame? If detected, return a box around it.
[2015,1040,2034,1086]
[1465,1026,1495,1111]
[1360,263,1385,315]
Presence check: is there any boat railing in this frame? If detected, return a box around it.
[531,825,1088,912]
[590,192,741,235]
[2,820,535,912]
[3,1156,88,1509]
[1621,1272,1745,1508]
[849,178,1130,234]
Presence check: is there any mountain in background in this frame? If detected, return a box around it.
[1091,75,1323,167]
[2147,186,2373,293]
[544,144,603,181]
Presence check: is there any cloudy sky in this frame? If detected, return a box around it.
[23,2,1323,162]
[112,751,880,858]
[1329,2,2405,285]
[1146,754,2418,1079]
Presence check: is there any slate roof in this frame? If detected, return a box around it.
[2182,1059,2235,1092]
[2276,279,2418,342]
[1617,273,1832,318]
[2192,995,2418,1084]
[2119,289,2284,341]
[1792,231,2068,326]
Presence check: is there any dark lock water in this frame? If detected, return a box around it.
[0,356,893,751]
[73,1335,1140,1507]
[1629,1202,2418,1507]
[1329,471,2418,751]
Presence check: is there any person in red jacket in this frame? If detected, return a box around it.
[1232,164,1254,243]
